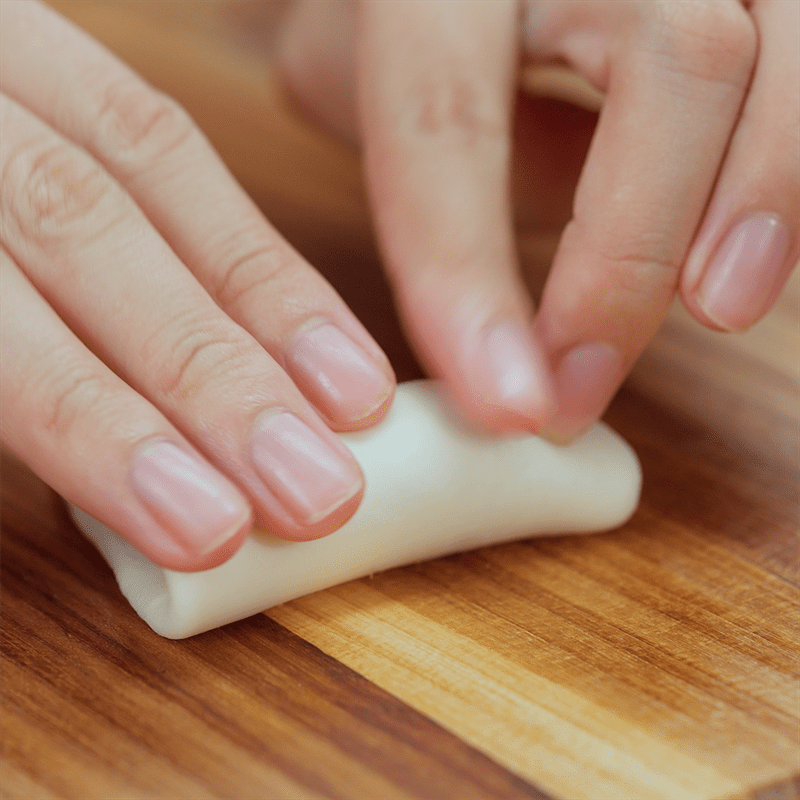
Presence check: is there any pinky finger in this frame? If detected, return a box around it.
[0,247,252,571]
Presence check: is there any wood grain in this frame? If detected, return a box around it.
[1,471,549,800]
[2,3,799,799]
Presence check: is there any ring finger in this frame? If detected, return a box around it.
[1,246,251,570]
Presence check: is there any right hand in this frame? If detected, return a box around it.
[0,1,396,571]
[279,0,798,443]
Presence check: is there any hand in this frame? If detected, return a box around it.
[0,1,396,570]
[279,0,799,440]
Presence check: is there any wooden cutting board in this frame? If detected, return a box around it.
[2,3,798,799]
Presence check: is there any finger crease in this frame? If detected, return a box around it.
[214,243,287,309]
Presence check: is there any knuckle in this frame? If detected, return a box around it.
[33,351,113,442]
[594,247,680,306]
[1,136,121,250]
[91,74,197,176]
[211,232,295,310]
[603,251,679,306]
[650,1,756,86]
[403,74,506,147]
[565,218,681,304]
[150,308,261,402]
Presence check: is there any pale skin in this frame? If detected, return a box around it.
[1,0,797,571]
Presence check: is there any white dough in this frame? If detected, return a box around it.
[68,381,641,639]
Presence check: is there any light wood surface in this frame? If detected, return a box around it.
[2,3,798,799]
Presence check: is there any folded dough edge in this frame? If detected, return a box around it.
[68,380,641,639]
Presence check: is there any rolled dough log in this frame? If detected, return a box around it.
[68,381,641,639]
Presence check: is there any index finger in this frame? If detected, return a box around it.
[357,0,556,433]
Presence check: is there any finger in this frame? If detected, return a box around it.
[0,0,393,430]
[277,0,360,145]
[680,0,799,331]
[522,0,757,441]
[0,246,251,571]
[357,0,556,433]
[0,94,363,541]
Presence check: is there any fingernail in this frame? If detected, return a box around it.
[696,213,790,331]
[542,342,623,443]
[286,323,392,422]
[475,320,555,426]
[131,441,249,555]
[250,411,363,526]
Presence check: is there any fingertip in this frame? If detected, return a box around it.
[166,515,252,572]
[129,439,254,570]
[685,213,793,333]
[248,408,365,534]
[262,480,365,543]
[539,342,624,445]
[476,320,556,431]
[334,378,396,431]
[447,318,557,435]
[284,320,396,431]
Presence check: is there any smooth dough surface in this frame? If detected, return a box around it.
[68,381,642,639]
